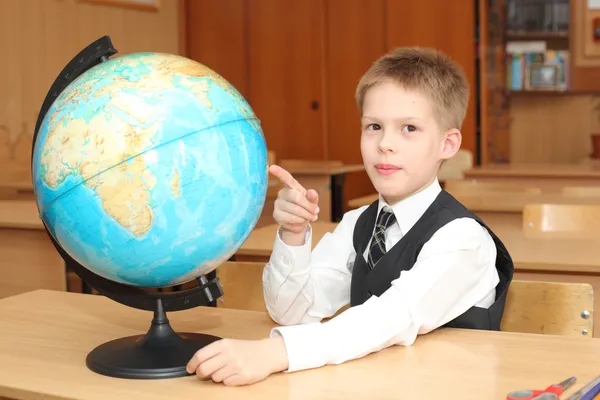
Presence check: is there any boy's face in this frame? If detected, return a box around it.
[360,81,461,205]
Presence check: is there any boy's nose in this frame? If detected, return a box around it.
[378,136,395,153]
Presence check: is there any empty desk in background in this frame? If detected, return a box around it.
[0,200,66,298]
[237,219,600,267]
[1,289,600,400]
[452,192,600,228]
[237,222,337,262]
[0,168,34,200]
[349,191,600,229]
[463,163,600,191]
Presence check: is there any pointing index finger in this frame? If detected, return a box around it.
[269,165,306,193]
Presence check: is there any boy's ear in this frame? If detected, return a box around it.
[440,128,461,160]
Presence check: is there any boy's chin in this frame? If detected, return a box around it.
[375,180,429,203]
[375,185,412,203]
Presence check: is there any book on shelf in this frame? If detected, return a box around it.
[505,0,569,34]
[505,49,569,92]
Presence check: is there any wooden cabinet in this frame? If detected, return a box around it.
[183,0,478,203]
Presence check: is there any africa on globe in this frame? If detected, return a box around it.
[31,52,268,288]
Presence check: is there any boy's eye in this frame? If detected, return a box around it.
[401,125,417,133]
[366,123,381,131]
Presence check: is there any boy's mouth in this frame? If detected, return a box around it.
[375,163,401,175]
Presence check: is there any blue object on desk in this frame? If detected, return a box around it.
[568,376,600,400]
[580,380,600,400]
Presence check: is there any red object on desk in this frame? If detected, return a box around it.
[506,376,576,400]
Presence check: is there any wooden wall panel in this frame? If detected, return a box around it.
[247,0,326,160]
[184,0,248,98]
[385,0,477,156]
[325,0,385,206]
[509,95,596,163]
[0,0,180,174]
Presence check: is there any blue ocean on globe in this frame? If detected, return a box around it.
[31,52,268,287]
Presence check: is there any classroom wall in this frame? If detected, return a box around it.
[1,0,477,206]
[0,0,180,172]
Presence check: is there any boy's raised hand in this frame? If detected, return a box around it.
[269,165,319,242]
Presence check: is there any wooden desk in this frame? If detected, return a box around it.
[349,191,600,230]
[0,201,66,298]
[348,193,526,227]
[0,168,34,200]
[280,160,365,223]
[2,289,600,400]
[237,222,338,261]
[464,163,600,191]
[237,220,600,269]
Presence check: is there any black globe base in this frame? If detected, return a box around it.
[86,299,221,379]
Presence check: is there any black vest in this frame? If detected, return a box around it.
[350,190,514,331]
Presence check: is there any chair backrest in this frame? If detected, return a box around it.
[438,149,473,181]
[444,179,542,195]
[216,261,267,312]
[522,203,600,237]
[562,186,600,197]
[500,280,593,337]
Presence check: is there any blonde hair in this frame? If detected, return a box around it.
[355,47,470,131]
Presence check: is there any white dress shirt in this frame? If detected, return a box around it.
[262,179,499,373]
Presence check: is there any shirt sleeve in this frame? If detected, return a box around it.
[262,207,367,327]
[270,217,500,372]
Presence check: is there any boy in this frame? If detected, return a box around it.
[186,47,514,386]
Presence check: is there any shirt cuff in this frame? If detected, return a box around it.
[270,225,313,275]
[270,322,327,373]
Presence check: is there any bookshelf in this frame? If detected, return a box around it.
[478,0,597,165]
[504,0,570,93]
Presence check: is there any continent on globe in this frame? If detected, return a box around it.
[32,52,268,288]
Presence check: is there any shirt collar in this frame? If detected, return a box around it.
[377,178,442,235]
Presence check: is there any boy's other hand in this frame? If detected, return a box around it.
[186,337,289,387]
[269,165,319,244]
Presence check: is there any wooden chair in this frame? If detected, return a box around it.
[562,186,600,197]
[438,149,473,181]
[216,264,595,337]
[348,193,378,209]
[500,280,593,337]
[522,203,600,237]
[215,261,351,319]
[215,261,267,312]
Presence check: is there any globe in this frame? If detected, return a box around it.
[31,51,268,289]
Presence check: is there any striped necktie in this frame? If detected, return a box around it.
[367,206,396,270]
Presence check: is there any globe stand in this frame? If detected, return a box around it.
[86,297,220,379]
